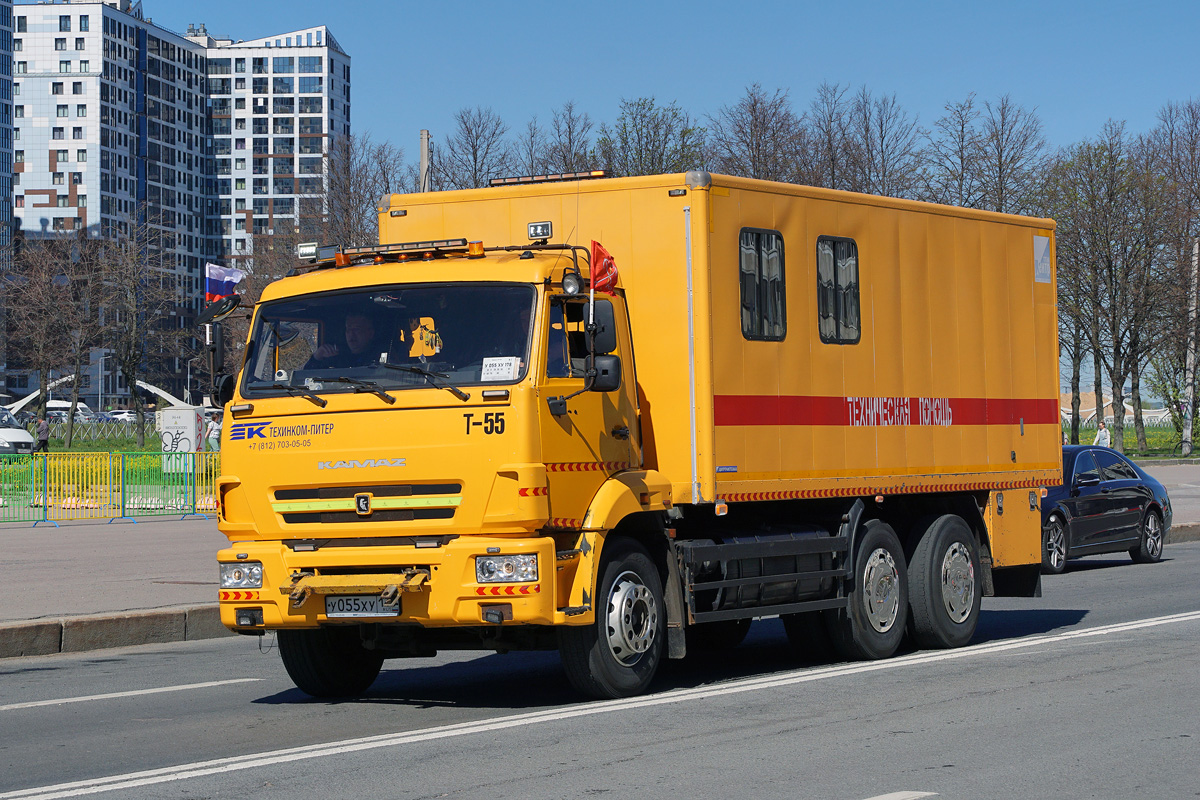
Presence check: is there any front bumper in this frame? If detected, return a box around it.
[218,534,581,631]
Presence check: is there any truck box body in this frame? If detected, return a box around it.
[378,172,1059,565]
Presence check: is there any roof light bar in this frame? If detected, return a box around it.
[302,238,470,268]
[489,170,607,187]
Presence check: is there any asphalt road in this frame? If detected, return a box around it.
[2,542,1198,800]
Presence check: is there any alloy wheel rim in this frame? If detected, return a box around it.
[940,542,975,623]
[605,570,659,666]
[1145,515,1163,558]
[862,548,900,633]
[1046,520,1066,570]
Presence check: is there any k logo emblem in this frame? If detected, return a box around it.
[354,493,372,516]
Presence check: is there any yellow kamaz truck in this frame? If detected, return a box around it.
[213,171,1060,699]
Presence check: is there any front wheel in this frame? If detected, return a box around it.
[907,515,981,649]
[558,539,665,699]
[1042,514,1068,575]
[825,520,908,661]
[277,626,384,698]
[1130,510,1164,564]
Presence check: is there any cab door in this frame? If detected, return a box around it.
[537,295,640,528]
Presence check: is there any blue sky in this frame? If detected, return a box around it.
[154,0,1200,161]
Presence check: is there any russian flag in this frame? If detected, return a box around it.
[205,263,246,303]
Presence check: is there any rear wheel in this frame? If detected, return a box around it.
[1042,514,1068,575]
[826,520,908,661]
[558,539,665,698]
[277,626,384,698]
[907,515,981,649]
[1130,509,1164,564]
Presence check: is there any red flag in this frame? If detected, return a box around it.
[590,240,618,294]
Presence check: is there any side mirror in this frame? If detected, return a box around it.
[590,355,621,393]
[586,300,617,355]
[215,373,237,407]
[197,294,241,326]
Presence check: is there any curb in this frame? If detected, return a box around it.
[0,605,232,659]
[1168,523,1200,544]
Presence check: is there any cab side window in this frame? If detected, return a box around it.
[546,298,587,378]
[1073,452,1101,484]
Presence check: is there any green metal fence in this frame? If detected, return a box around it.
[0,453,221,526]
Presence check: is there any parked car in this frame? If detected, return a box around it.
[110,410,138,422]
[1041,445,1172,574]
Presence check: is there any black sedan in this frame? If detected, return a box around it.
[1041,445,1171,574]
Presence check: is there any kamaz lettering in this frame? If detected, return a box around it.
[317,458,406,470]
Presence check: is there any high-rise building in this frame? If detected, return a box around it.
[0,0,13,403]
[185,23,350,258]
[10,1,349,408]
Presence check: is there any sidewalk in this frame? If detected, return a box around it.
[3,465,1199,659]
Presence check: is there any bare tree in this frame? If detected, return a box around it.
[5,237,73,421]
[103,207,183,447]
[805,82,853,190]
[595,97,705,177]
[707,83,802,182]
[318,133,407,247]
[513,116,550,176]
[978,95,1048,214]
[437,106,512,190]
[844,87,924,199]
[546,101,595,173]
[922,94,986,207]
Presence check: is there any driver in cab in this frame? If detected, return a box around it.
[306,313,381,369]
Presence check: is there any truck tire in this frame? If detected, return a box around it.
[825,520,908,661]
[907,515,981,649]
[685,619,751,653]
[558,539,665,699]
[278,626,384,698]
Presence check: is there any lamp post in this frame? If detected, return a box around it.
[186,356,201,406]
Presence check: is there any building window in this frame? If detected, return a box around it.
[13,39,21,51]
[235,218,245,231]
[73,127,83,139]
[235,98,246,109]
[57,105,68,117]
[235,58,246,73]
[298,97,322,114]
[252,77,268,95]
[53,172,65,185]
[77,104,87,116]
[739,228,786,341]
[79,61,89,73]
[14,151,24,163]
[76,37,85,50]
[60,15,71,32]
[17,16,26,33]
[72,172,82,185]
[52,82,64,95]
[72,82,83,94]
[57,149,68,161]
[80,15,89,31]
[252,57,267,74]
[299,56,322,73]
[235,178,246,190]
[15,196,24,208]
[273,77,293,94]
[78,149,87,162]
[58,196,70,208]
[816,237,861,345]
[235,77,245,90]
[235,158,245,170]
[56,38,67,51]
[235,118,246,130]
[52,127,65,139]
[78,196,87,208]
[16,62,27,74]
[273,57,294,73]
[60,61,72,73]
[235,138,246,150]
[14,106,23,118]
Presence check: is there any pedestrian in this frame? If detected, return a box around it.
[33,417,50,453]
[1063,432,1070,445]
[204,412,222,452]
[1093,419,1111,448]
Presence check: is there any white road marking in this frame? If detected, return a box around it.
[861,793,938,800]
[4,610,1200,800]
[0,679,263,712]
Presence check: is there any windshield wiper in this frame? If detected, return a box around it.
[263,383,328,408]
[379,364,470,402]
[321,376,396,405]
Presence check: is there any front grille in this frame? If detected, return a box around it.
[273,482,462,525]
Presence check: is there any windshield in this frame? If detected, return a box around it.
[0,409,23,430]
[242,283,535,398]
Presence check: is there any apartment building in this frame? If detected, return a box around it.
[0,0,14,403]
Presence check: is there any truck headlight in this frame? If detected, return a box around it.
[475,554,537,583]
[220,562,263,588]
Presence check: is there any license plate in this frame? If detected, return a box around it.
[324,595,400,618]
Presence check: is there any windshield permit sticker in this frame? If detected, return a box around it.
[481,357,520,382]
